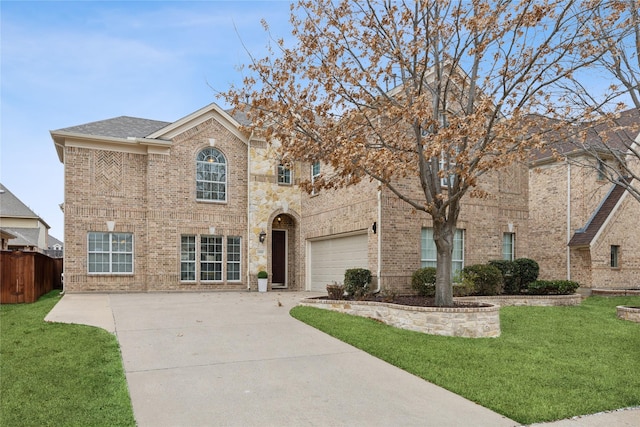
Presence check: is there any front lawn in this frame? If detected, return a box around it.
[0,291,135,427]
[290,296,640,425]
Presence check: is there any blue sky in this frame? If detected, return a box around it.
[1,0,294,240]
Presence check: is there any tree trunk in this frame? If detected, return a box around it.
[433,220,454,307]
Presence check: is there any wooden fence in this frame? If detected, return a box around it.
[1,251,63,304]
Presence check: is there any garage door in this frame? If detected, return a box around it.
[309,233,369,292]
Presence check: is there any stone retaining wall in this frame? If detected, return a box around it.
[593,289,640,296]
[455,294,583,307]
[299,298,500,338]
[617,306,640,323]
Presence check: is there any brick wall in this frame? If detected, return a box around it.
[300,160,530,293]
[64,117,250,292]
[529,154,640,289]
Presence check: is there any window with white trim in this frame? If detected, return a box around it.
[311,161,320,194]
[180,235,241,283]
[201,235,223,281]
[88,232,133,274]
[439,150,457,187]
[503,233,515,261]
[227,236,241,281]
[277,164,292,185]
[180,235,196,281]
[421,228,464,277]
[196,148,227,202]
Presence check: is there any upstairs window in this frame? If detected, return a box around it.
[311,161,321,194]
[277,164,292,185]
[196,148,226,202]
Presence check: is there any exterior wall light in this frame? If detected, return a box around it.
[259,231,266,243]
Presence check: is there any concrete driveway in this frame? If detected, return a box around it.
[47,291,520,426]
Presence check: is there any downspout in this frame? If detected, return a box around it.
[375,185,382,293]
[246,134,252,290]
[566,162,571,281]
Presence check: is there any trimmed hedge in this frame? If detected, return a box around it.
[527,280,580,295]
[488,260,519,294]
[411,267,436,297]
[344,268,371,297]
[461,264,503,296]
[515,258,539,289]
[488,258,540,294]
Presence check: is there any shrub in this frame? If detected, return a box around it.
[257,270,268,279]
[514,258,539,289]
[326,283,345,300]
[527,280,580,295]
[343,268,372,297]
[411,267,437,297]
[453,281,475,297]
[489,260,519,294]
[461,264,503,296]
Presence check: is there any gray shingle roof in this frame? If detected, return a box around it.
[530,108,640,163]
[3,227,42,248]
[0,183,41,219]
[55,116,171,139]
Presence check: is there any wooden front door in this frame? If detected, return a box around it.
[271,230,287,287]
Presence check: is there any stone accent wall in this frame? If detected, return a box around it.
[299,298,501,338]
[617,306,640,323]
[247,140,302,290]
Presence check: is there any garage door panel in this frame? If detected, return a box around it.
[309,234,368,292]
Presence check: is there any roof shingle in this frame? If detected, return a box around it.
[55,116,171,139]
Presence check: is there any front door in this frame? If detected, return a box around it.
[271,230,287,287]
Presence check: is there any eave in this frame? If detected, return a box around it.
[50,130,172,162]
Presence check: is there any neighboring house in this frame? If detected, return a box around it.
[51,102,529,293]
[0,183,52,253]
[529,108,640,289]
[46,235,64,258]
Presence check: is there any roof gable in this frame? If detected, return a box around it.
[147,103,248,143]
[0,183,47,226]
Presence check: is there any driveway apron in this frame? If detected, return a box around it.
[107,292,516,427]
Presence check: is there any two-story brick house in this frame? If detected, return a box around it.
[529,108,640,290]
[52,102,531,293]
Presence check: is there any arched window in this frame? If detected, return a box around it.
[196,148,226,201]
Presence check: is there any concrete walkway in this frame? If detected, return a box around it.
[45,292,638,427]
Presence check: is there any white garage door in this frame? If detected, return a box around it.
[309,233,369,292]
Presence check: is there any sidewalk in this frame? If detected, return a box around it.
[45,292,638,426]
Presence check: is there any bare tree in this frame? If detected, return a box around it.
[555,0,640,201]
[222,0,617,306]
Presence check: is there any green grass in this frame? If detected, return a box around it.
[291,296,640,425]
[1,291,135,427]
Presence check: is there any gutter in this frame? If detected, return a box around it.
[246,133,252,290]
[375,185,382,293]
[566,162,571,280]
